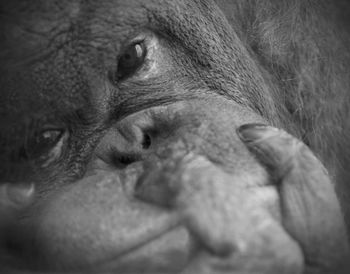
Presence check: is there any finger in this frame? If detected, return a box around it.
[237,124,349,273]
[0,183,35,269]
[0,183,34,228]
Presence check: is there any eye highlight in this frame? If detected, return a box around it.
[116,42,147,80]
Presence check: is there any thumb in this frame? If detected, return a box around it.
[237,124,349,273]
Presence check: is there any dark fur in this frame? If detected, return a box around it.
[217,0,350,225]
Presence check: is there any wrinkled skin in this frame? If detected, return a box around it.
[0,0,350,273]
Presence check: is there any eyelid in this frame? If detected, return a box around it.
[121,36,147,53]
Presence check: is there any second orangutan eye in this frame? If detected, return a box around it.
[20,129,66,163]
[116,42,147,80]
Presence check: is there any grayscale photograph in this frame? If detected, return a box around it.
[1,0,349,273]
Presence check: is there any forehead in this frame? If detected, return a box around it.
[0,1,205,123]
[1,0,149,59]
[0,0,221,74]
[0,1,152,103]
[0,0,243,122]
[0,0,224,49]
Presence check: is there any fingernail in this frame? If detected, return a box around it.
[5,183,35,207]
[237,123,268,142]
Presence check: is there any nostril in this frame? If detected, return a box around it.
[112,153,141,168]
[141,133,151,149]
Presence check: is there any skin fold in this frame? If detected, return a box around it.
[0,0,349,273]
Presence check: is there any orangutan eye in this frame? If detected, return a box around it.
[21,129,66,162]
[116,42,147,80]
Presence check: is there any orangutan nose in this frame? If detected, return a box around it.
[94,122,153,169]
